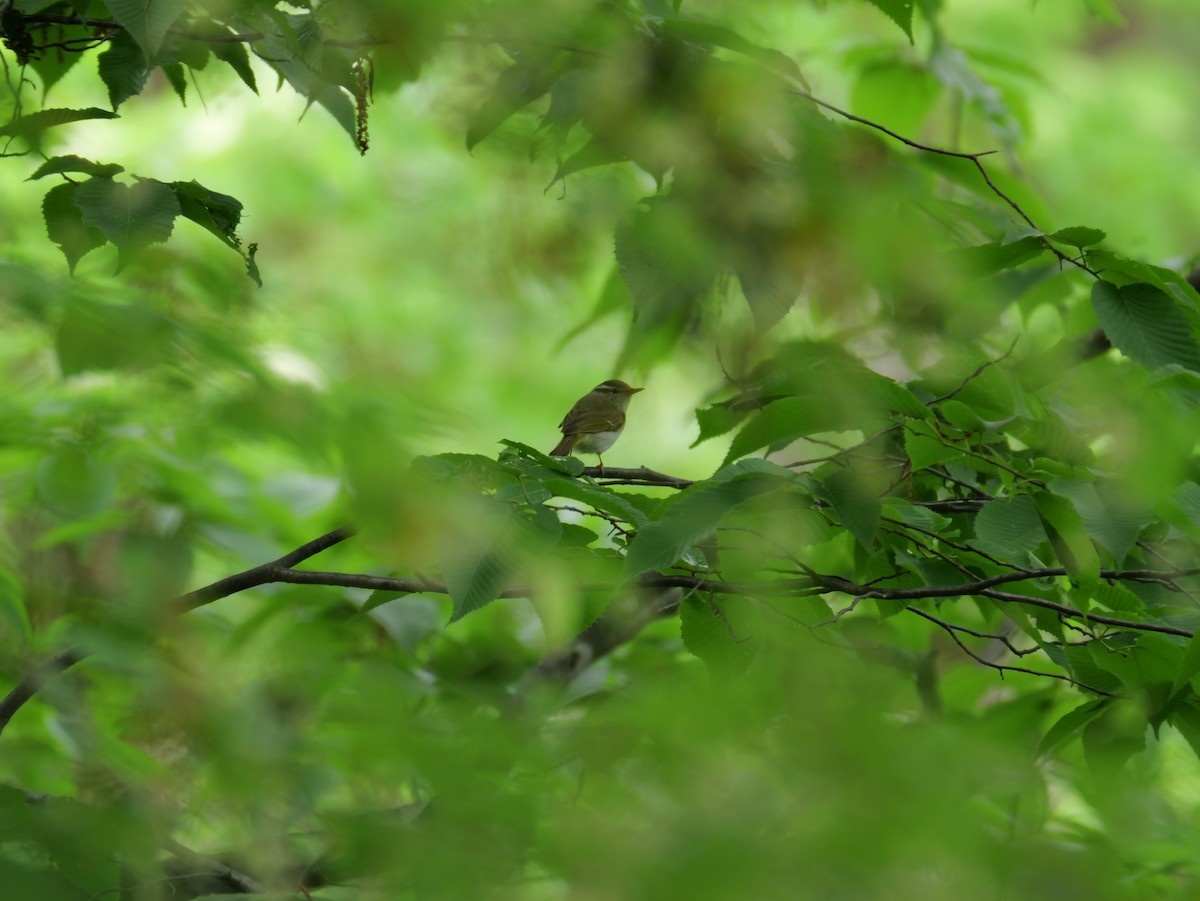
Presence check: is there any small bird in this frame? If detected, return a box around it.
[550,379,643,470]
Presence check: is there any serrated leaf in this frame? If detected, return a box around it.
[501,439,583,474]
[1090,636,1181,719]
[98,31,152,108]
[615,197,723,325]
[556,265,630,350]
[659,19,807,85]
[1171,481,1200,528]
[107,0,189,58]
[1049,479,1149,562]
[974,495,1047,561]
[864,0,915,42]
[212,35,258,93]
[467,55,570,150]
[549,137,625,187]
[162,62,187,104]
[1169,700,1200,762]
[1093,582,1144,614]
[543,479,648,528]
[360,587,411,615]
[904,420,964,472]
[1062,644,1124,693]
[1172,631,1200,698]
[76,177,180,268]
[691,403,752,448]
[1034,491,1100,592]
[709,458,798,482]
[43,183,106,272]
[820,470,880,550]
[29,26,89,95]
[443,513,513,624]
[736,255,800,331]
[28,155,124,180]
[623,474,780,575]
[1048,226,1105,248]
[1091,280,1200,373]
[948,236,1047,277]
[170,180,243,249]
[0,107,118,138]
[680,595,755,675]
[722,396,849,465]
[1036,698,1109,757]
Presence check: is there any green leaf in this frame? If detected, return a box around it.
[624,474,780,575]
[556,265,631,350]
[1061,644,1124,693]
[863,0,916,42]
[43,183,107,272]
[500,439,583,475]
[360,587,411,615]
[0,107,118,139]
[615,197,723,365]
[1168,700,1200,762]
[443,512,513,623]
[1034,491,1100,592]
[1048,226,1106,248]
[28,155,125,180]
[974,495,1047,561]
[904,421,965,472]
[691,403,753,448]
[947,236,1046,277]
[1082,702,1146,774]
[1089,636,1182,721]
[542,479,648,529]
[212,35,258,93]
[659,19,807,85]
[1172,631,1200,698]
[107,0,189,58]
[98,31,152,109]
[549,138,626,186]
[1049,479,1149,562]
[75,177,181,268]
[680,595,755,675]
[467,55,571,150]
[1091,280,1200,373]
[29,26,89,95]
[1037,698,1109,757]
[162,62,188,104]
[820,470,880,551]
[722,397,850,465]
[170,180,244,250]
[851,60,941,138]
[1093,582,1144,614]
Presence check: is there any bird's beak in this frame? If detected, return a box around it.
[627,386,644,394]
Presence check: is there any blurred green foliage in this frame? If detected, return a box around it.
[3,0,1200,899]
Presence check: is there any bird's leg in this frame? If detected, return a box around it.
[596,454,605,477]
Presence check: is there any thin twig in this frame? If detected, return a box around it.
[906,606,1115,696]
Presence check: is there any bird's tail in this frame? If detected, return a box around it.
[550,434,580,456]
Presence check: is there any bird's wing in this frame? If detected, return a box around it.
[559,404,625,436]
